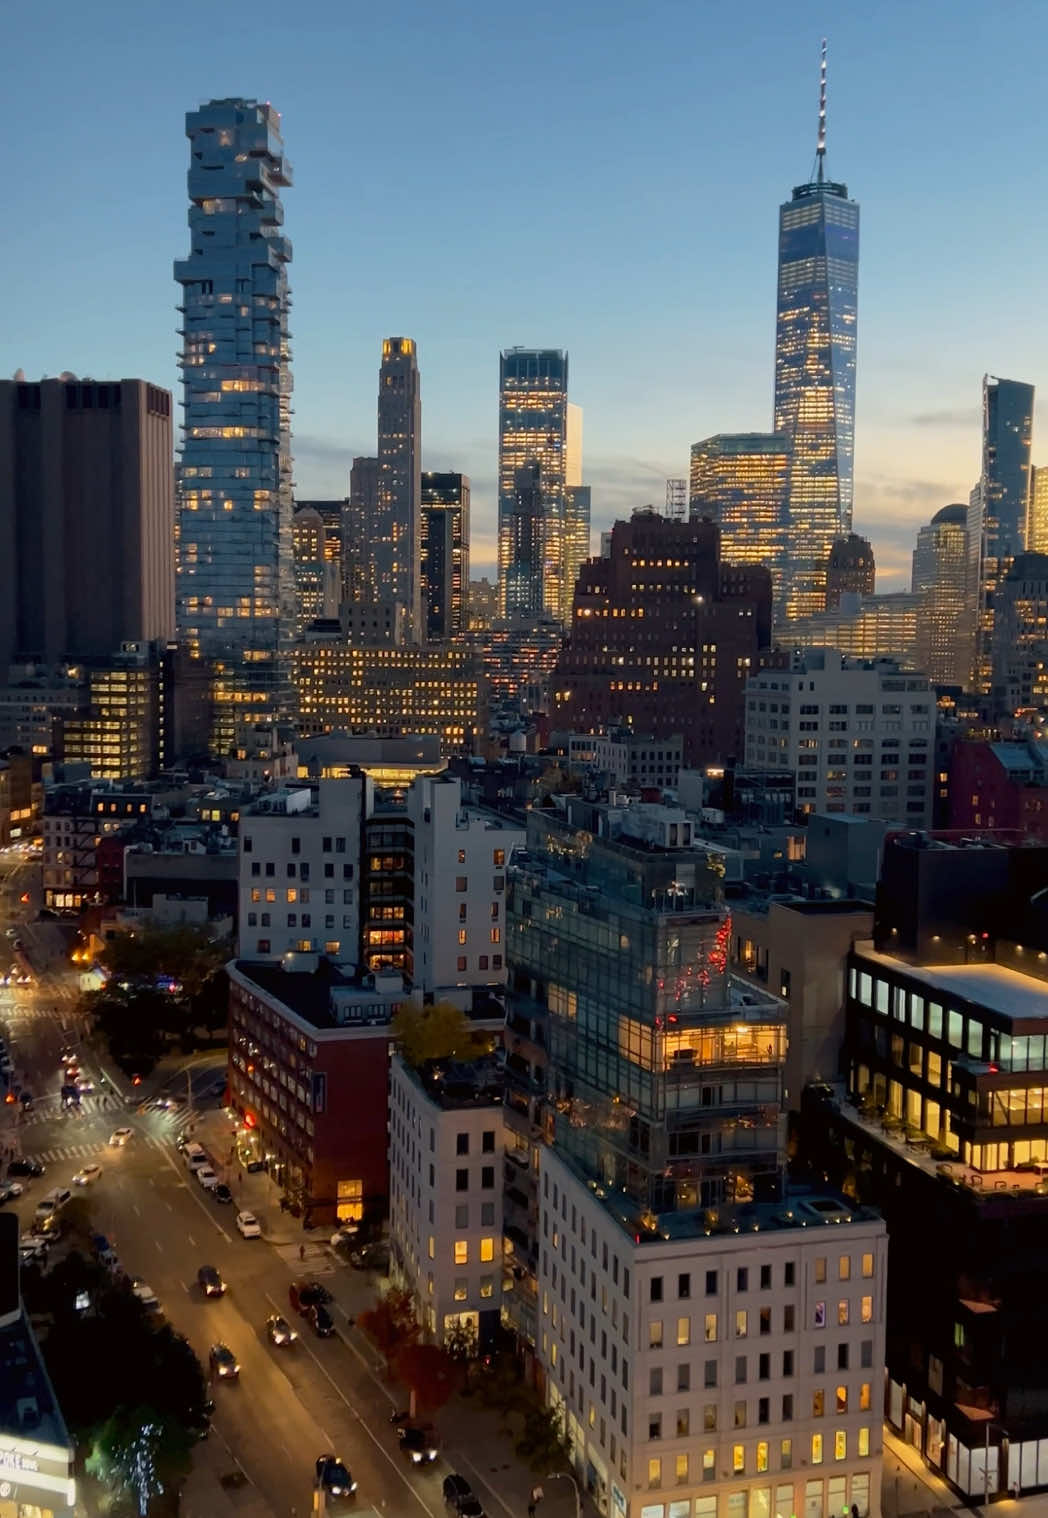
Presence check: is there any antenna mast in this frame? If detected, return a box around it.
[816,39,827,183]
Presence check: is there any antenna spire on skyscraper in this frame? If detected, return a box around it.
[816,39,827,182]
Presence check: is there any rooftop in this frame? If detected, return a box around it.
[855,943,1048,1024]
[398,1055,504,1112]
[232,960,400,1033]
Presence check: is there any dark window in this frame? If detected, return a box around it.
[678,1273,690,1299]
[784,1262,795,1287]
[456,1133,469,1155]
[322,837,332,853]
[782,1394,793,1422]
[760,1265,771,1290]
[291,837,301,855]
[758,1397,769,1425]
[481,1166,495,1189]
[650,1277,663,1303]
[706,1270,718,1295]
[455,1169,468,1192]
[482,1131,495,1152]
[737,1268,748,1292]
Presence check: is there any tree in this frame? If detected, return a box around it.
[86,1407,189,1515]
[394,1342,462,1416]
[358,1287,419,1372]
[392,1001,487,1068]
[99,924,229,1000]
[515,1403,571,1473]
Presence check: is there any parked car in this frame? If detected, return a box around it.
[349,1242,390,1271]
[266,1314,298,1346]
[209,1343,240,1381]
[212,1183,233,1205]
[7,1158,43,1178]
[131,1279,160,1312]
[289,1278,332,1315]
[443,1472,486,1516]
[195,1167,219,1191]
[308,1303,335,1339]
[198,1265,226,1298]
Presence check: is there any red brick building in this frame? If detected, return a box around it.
[948,739,1048,842]
[551,510,772,768]
[227,961,400,1226]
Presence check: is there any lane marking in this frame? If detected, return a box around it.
[452,1449,519,1518]
[154,1144,232,1243]
[188,1233,197,1246]
[264,1292,437,1518]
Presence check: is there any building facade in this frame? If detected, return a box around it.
[389,1055,505,1344]
[497,349,570,622]
[552,511,772,769]
[228,961,397,1225]
[564,484,592,615]
[990,552,1048,716]
[238,780,369,963]
[60,644,163,781]
[823,534,874,610]
[347,457,379,605]
[970,376,1035,693]
[292,505,340,631]
[174,97,295,748]
[0,378,174,671]
[743,651,935,823]
[294,640,486,754]
[375,338,422,634]
[1028,464,1048,555]
[778,593,921,668]
[420,471,470,642]
[774,120,860,619]
[947,739,1048,841]
[407,773,523,1005]
[911,505,974,688]
[689,434,792,623]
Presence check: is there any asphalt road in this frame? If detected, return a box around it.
[0,849,449,1518]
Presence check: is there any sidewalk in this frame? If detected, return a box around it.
[180,1427,278,1518]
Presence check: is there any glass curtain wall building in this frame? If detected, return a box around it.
[174,98,294,752]
[497,349,569,622]
[689,433,792,623]
[912,504,974,688]
[420,471,470,641]
[506,807,787,1216]
[376,338,422,635]
[773,70,859,622]
[970,375,1035,693]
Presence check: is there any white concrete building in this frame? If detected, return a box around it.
[538,1149,887,1518]
[744,650,935,824]
[238,777,371,964]
[408,774,524,1007]
[388,1052,505,1345]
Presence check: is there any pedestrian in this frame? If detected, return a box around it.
[531,1486,544,1507]
[1013,1481,1021,1501]
[528,1505,535,1518]
[299,1243,305,1262]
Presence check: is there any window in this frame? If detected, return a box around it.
[780,1439,792,1471]
[837,1300,849,1326]
[678,1273,691,1299]
[839,1256,851,1281]
[813,1389,825,1417]
[860,1340,873,1368]
[456,877,467,892]
[759,1353,770,1380]
[858,1428,870,1457]
[648,1413,662,1442]
[676,1410,690,1438]
[813,1302,826,1328]
[861,1295,873,1323]
[481,1166,495,1189]
[815,1257,827,1283]
[782,1395,793,1422]
[455,1169,468,1191]
[860,1383,871,1411]
[836,1386,848,1413]
[482,1130,496,1153]
[706,1270,718,1294]
[734,1401,747,1428]
[861,1252,874,1278]
[677,1317,691,1346]
[647,1458,661,1489]
[811,1434,823,1466]
[733,1445,745,1475]
[651,1277,663,1303]
[737,1267,748,1292]
[814,1347,825,1374]
[760,1264,771,1290]
[455,1205,468,1228]
[735,1310,748,1338]
[784,1261,795,1287]
[649,1321,663,1349]
[704,1313,718,1342]
[757,1440,769,1473]
[783,1350,794,1377]
[759,1307,771,1336]
[456,1133,469,1155]
[704,1361,717,1389]
[479,1238,495,1262]
[703,1402,717,1428]
[649,1368,663,1395]
[837,1343,849,1371]
[783,1305,795,1332]
[677,1364,690,1392]
[735,1356,747,1384]
[834,1431,847,1461]
[457,957,467,972]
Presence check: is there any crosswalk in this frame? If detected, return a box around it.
[17,1132,171,1166]
[15,1091,125,1128]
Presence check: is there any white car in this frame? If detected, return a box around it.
[73,1164,101,1186]
[236,1211,262,1239]
[131,1278,160,1311]
[108,1128,133,1148]
[195,1166,219,1191]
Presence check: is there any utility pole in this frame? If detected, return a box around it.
[545,1471,582,1518]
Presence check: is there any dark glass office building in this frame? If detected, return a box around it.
[497,349,568,622]
[971,375,1035,694]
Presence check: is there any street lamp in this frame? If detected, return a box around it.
[545,1471,582,1518]
[984,1420,1009,1508]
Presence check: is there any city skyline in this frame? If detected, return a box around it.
[8,0,1048,588]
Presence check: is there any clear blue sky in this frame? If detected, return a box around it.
[7,0,1048,584]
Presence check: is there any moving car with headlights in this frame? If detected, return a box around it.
[209,1343,240,1381]
[309,1303,335,1338]
[131,1278,160,1312]
[236,1210,261,1238]
[109,1127,133,1147]
[397,1423,439,1465]
[316,1454,357,1499]
[73,1164,101,1186]
[197,1265,226,1297]
[266,1313,298,1346]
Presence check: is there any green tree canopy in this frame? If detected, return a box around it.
[392,1001,489,1068]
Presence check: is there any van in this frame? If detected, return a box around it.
[195,1166,219,1191]
[183,1143,209,1171]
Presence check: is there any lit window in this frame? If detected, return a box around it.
[858,1428,870,1457]
[836,1385,848,1413]
[839,1255,851,1281]
[835,1430,847,1461]
[861,1295,873,1323]
[677,1317,691,1346]
[480,1237,495,1262]
[647,1458,661,1489]
[861,1253,874,1278]
[454,1241,468,1265]
[735,1310,748,1338]
[756,1441,769,1473]
[838,1301,849,1326]
[811,1433,823,1465]
[732,1445,744,1474]
[704,1313,717,1342]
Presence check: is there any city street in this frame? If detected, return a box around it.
[0,847,546,1518]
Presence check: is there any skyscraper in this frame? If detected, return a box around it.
[774,45,859,619]
[1028,464,1048,555]
[174,98,294,751]
[375,338,422,635]
[497,349,569,621]
[0,378,174,670]
[420,472,470,641]
[991,553,1048,716]
[689,433,792,621]
[912,504,974,687]
[969,375,1035,692]
[346,456,379,606]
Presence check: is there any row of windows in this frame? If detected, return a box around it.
[647,1297,873,1347]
